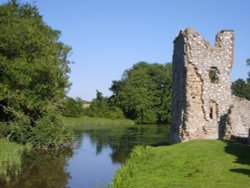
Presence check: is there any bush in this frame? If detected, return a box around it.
[62,97,84,117]
[0,110,73,149]
[29,114,73,149]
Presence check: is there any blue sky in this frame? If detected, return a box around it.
[1,0,250,101]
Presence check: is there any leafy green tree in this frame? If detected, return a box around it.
[0,1,72,147]
[62,97,84,117]
[232,59,250,100]
[86,91,125,119]
[110,62,172,124]
[232,79,250,100]
[86,90,109,117]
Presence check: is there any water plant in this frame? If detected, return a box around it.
[0,139,27,182]
[63,116,135,131]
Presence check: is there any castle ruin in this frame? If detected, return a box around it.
[170,28,250,144]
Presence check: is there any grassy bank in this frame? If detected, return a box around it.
[111,140,250,188]
[63,116,135,131]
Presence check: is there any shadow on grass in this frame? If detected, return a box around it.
[230,169,250,177]
[224,140,250,177]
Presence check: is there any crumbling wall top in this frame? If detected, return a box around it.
[173,28,210,47]
[174,28,234,51]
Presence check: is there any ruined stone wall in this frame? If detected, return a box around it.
[227,96,250,143]
[171,34,186,143]
[171,28,234,143]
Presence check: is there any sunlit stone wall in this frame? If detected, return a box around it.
[170,28,250,144]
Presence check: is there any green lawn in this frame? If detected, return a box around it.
[111,140,250,188]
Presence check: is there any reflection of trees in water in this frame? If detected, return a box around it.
[0,144,23,184]
[0,125,169,187]
[71,130,85,150]
[110,149,130,164]
[87,126,169,164]
[0,149,73,188]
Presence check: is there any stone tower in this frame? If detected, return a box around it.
[170,28,234,143]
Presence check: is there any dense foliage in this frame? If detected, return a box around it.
[85,90,125,119]
[62,97,84,117]
[232,59,250,100]
[82,62,172,124]
[0,1,72,148]
[110,62,172,124]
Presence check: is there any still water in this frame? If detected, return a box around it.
[0,125,169,188]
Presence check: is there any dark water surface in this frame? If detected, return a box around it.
[0,125,169,188]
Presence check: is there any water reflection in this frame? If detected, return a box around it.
[86,126,169,164]
[0,149,72,188]
[66,133,121,188]
[0,125,169,188]
[0,141,24,186]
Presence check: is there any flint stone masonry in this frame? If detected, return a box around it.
[170,28,250,144]
[227,96,250,143]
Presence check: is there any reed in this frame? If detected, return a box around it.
[0,139,27,181]
[63,116,135,131]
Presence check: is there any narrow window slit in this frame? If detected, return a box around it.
[209,107,213,119]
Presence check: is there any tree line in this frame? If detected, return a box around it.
[64,62,172,124]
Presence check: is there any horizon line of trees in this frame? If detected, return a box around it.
[64,62,172,124]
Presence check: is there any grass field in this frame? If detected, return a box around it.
[111,140,250,188]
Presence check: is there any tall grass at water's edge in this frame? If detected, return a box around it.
[63,116,135,131]
[0,139,30,181]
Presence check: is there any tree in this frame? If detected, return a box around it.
[62,97,84,117]
[86,90,110,118]
[110,62,172,124]
[86,91,125,119]
[232,59,250,100]
[0,1,72,147]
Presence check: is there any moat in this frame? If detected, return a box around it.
[0,125,169,188]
